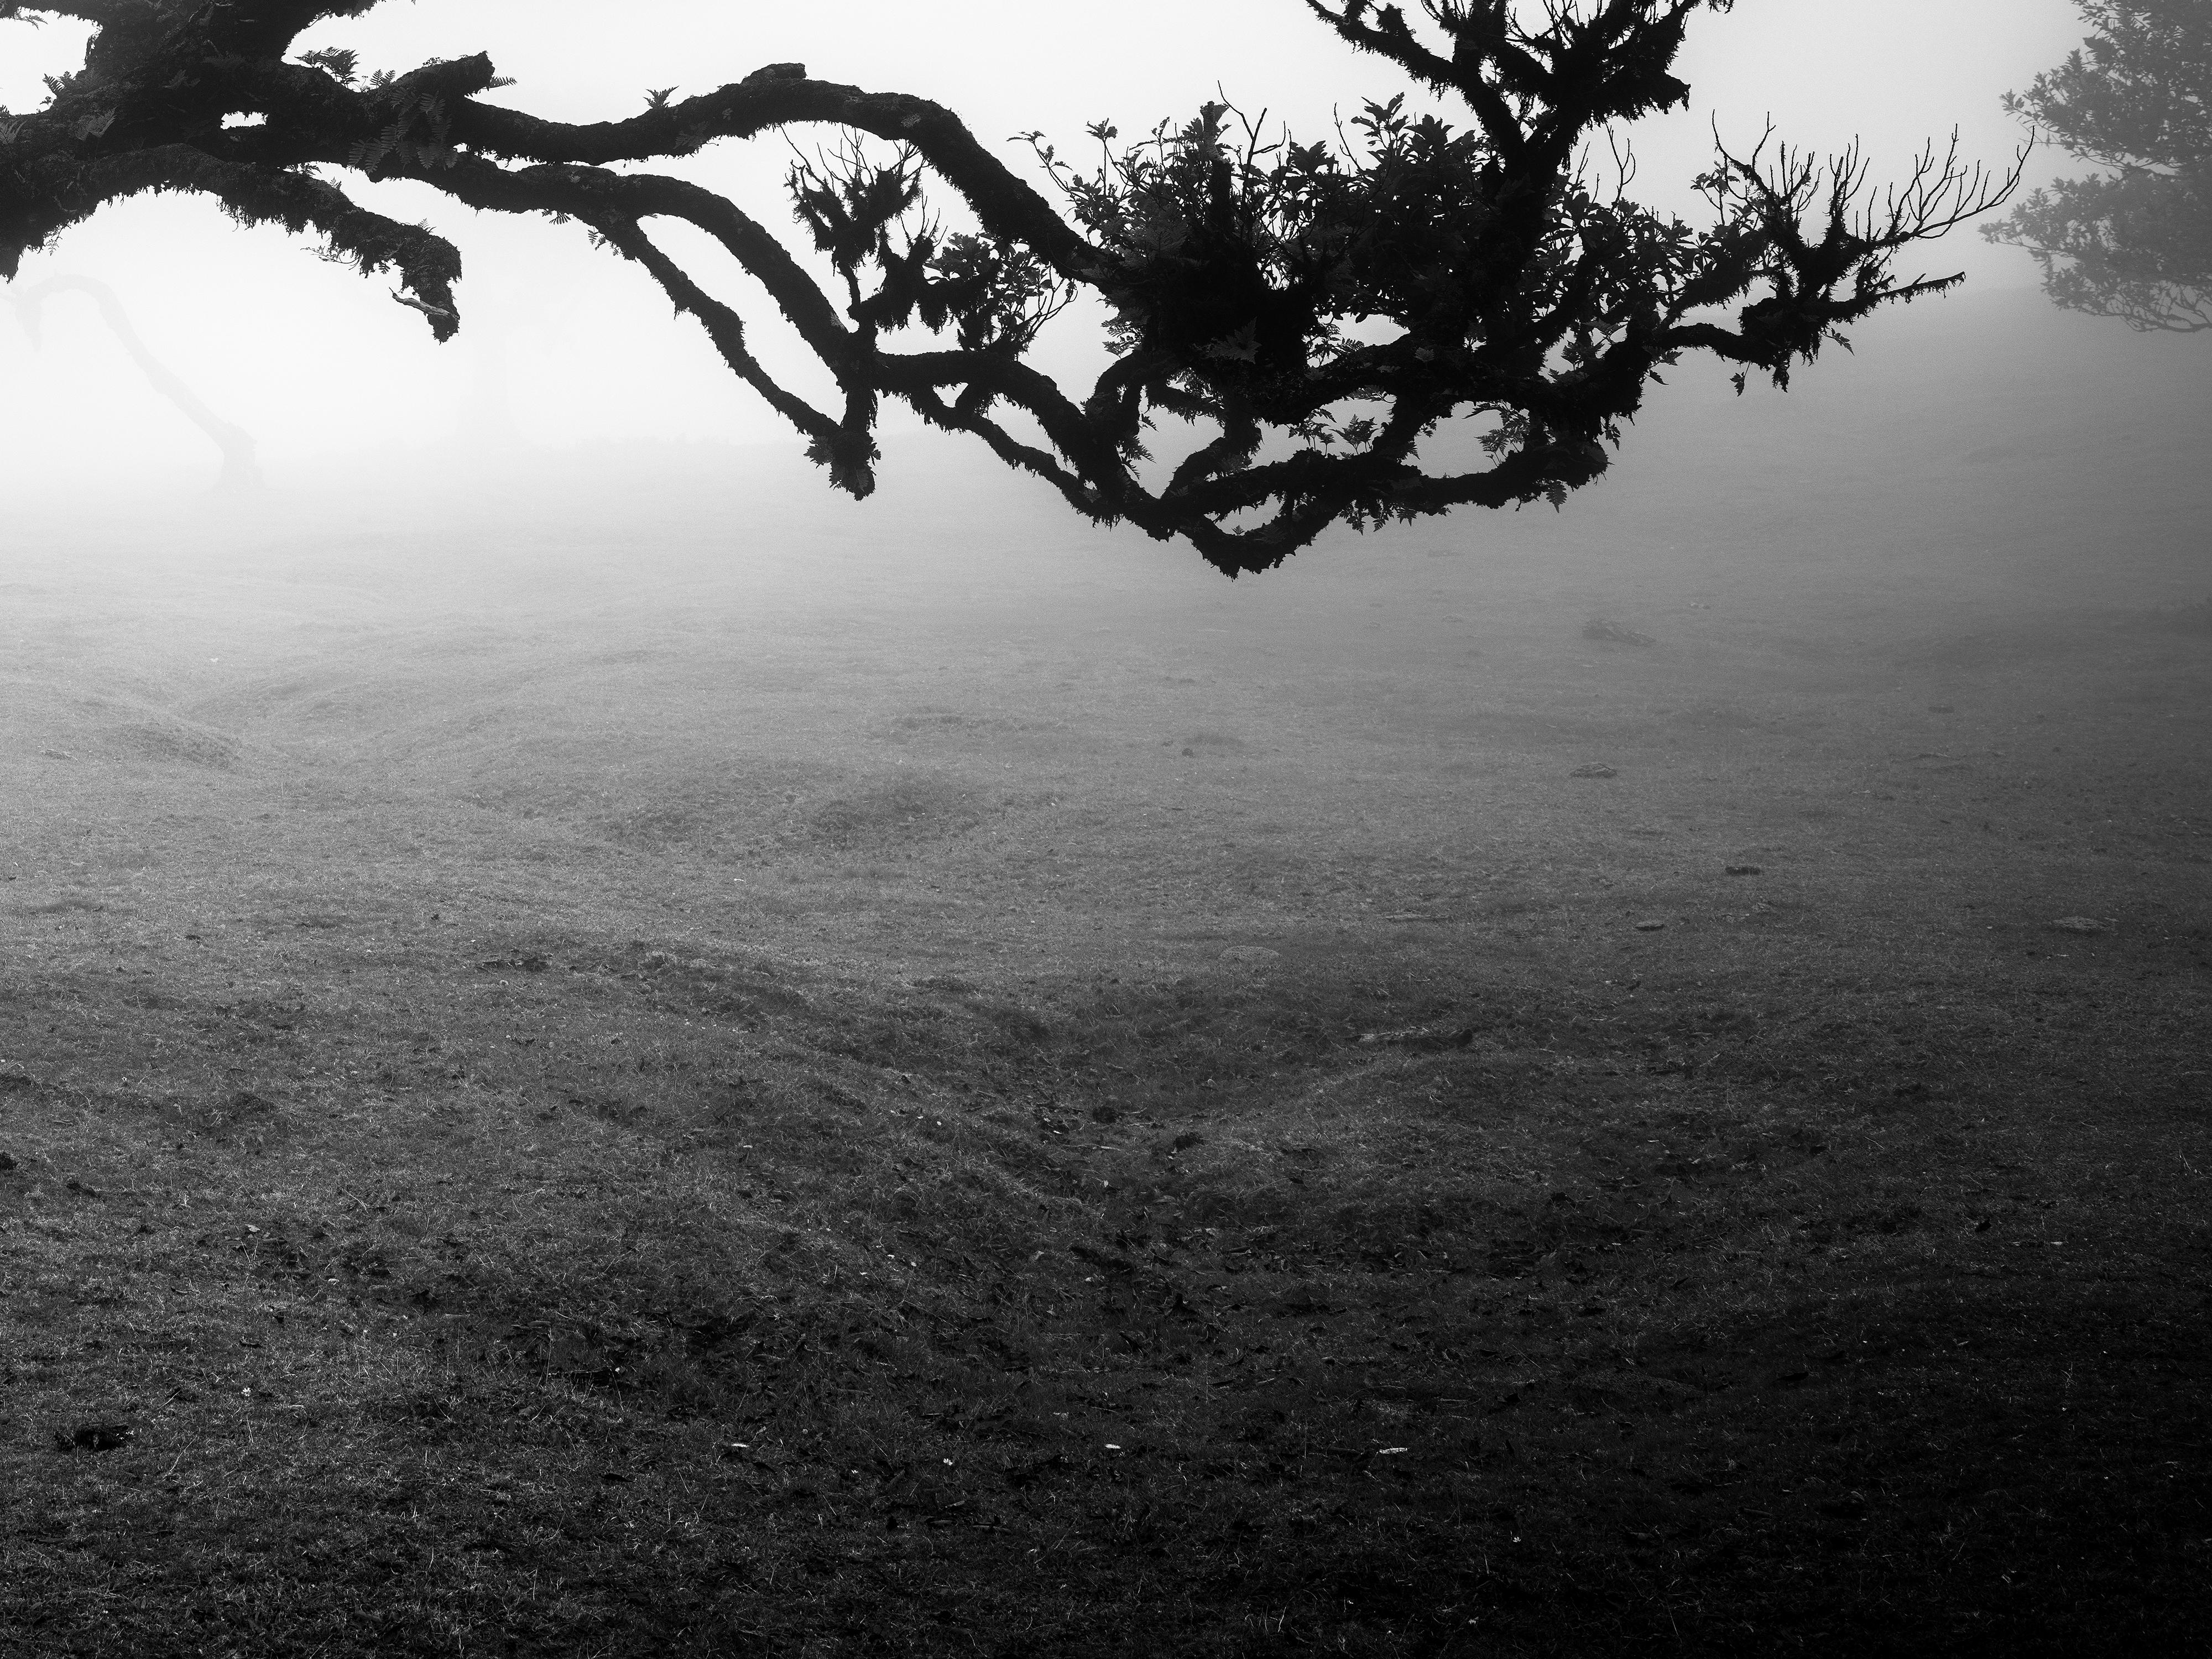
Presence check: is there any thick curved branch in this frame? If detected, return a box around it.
[448,71,1096,279]
[1299,2,1462,91]
[384,154,879,482]
[596,216,868,486]
[21,144,462,331]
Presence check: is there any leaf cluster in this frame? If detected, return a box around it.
[786,138,1073,361]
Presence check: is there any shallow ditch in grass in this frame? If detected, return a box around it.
[2,942,2209,1655]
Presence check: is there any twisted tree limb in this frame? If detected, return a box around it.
[1,1,2024,573]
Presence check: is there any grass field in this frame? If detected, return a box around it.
[3,289,2210,1655]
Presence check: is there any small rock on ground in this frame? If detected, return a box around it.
[1583,618,1656,646]
[1358,1026,1477,1050]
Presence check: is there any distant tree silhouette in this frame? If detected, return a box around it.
[1984,1,2211,332]
[11,273,263,487]
[0,1,2021,572]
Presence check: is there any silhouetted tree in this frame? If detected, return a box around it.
[11,272,263,487]
[0,1,2020,572]
[1984,0,2211,331]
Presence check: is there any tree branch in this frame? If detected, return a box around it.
[2,0,2024,572]
[448,72,1097,280]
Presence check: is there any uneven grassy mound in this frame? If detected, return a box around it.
[3,928,2207,1656]
[5,289,2211,1652]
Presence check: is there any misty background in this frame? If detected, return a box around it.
[1,0,2204,864]
[6,12,2211,1649]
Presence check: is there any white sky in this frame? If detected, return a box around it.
[0,1,2096,489]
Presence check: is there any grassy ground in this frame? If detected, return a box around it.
[4,296,2211,1655]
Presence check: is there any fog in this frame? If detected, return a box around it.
[3,0,2202,773]
[9,9,2212,1649]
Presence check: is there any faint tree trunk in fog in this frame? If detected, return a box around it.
[12,274,264,489]
[0,1,2028,571]
[1984,1,2211,332]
